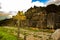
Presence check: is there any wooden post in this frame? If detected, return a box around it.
[17,20,20,40]
[13,11,26,40]
[24,35,26,40]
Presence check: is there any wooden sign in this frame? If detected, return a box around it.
[13,11,26,20]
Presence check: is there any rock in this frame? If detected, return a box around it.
[26,35,35,40]
[51,29,60,40]
[26,35,40,40]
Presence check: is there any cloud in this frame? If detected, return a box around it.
[46,0,60,5]
[0,0,45,13]
[32,1,45,7]
[0,0,60,13]
[0,0,32,12]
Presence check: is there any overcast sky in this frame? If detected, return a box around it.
[0,0,60,13]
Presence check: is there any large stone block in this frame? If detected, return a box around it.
[51,29,60,40]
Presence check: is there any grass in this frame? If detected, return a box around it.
[0,31,17,40]
[0,27,23,40]
[0,26,54,40]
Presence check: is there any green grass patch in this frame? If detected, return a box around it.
[0,31,17,40]
[0,27,23,40]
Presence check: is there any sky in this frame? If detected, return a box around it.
[0,0,60,15]
[32,0,48,3]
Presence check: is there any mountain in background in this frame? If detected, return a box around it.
[0,4,60,29]
[25,4,60,29]
[0,11,12,20]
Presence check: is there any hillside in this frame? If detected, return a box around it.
[0,4,60,29]
[25,4,60,29]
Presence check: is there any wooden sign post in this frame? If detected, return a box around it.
[13,11,26,40]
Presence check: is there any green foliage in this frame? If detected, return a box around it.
[0,31,17,40]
